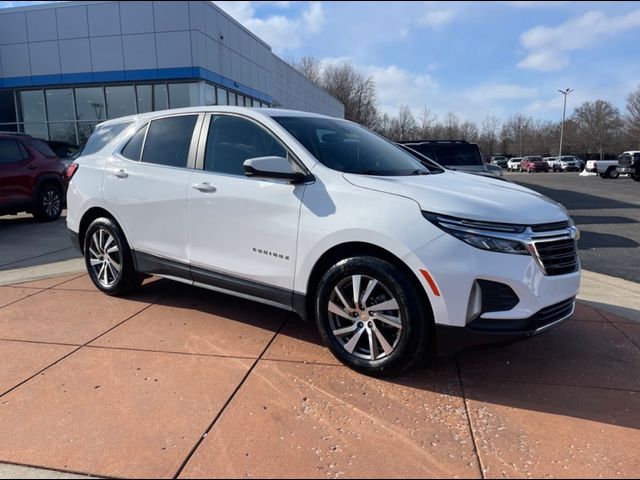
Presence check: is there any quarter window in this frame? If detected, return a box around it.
[141,115,198,168]
[121,125,148,161]
[204,115,287,176]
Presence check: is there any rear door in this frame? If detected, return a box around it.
[0,138,32,206]
[103,114,203,276]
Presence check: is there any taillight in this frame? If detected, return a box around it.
[66,163,79,180]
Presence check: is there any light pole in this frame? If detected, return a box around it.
[558,88,573,158]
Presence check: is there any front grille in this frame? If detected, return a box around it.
[618,157,632,167]
[531,221,569,233]
[531,297,575,329]
[534,238,578,276]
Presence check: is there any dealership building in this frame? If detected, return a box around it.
[0,0,344,146]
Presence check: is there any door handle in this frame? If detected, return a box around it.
[27,164,37,170]
[112,169,128,179]
[192,182,217,193]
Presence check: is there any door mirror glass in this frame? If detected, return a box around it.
[243,156,309,183]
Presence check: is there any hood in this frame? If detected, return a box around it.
[343,170,569,225]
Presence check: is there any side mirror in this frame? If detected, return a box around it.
[243,156,311,184]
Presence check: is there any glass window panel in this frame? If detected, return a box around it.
[77,121,101,148]
[153,84,168,111]
[48,122,77,145]
[106,85,137,119]
[20,123,48,140]
[121,124,147,161]
[251,99,256,107]
[45,89,75,122]
[19,90,45,123]
[168,83,199,109]
[228,92,237,106]
[136,85,153,113]
[75,87,106,121]
[142,115,197,168]
[217,88,228,106]
[204,115,288,176]
[0,91,17,123]
[204,84,216,106]
[27,138,57,157]
[0,124,18,133]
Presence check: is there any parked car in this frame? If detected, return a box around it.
[616,151,640,181]
[521,156,549,173]
[490,155,508,168]
[544,157,559,171]
[67,107,580,376]
[398,140,505,178]
[586,158,620,178]
[0,132,68,221]
[507,157,522,172]
[556,155,580,172]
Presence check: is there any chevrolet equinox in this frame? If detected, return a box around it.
[67,107,580,376]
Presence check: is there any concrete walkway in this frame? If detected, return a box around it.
[0,271,638,479]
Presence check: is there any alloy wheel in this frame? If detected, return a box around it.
[42,190,61,217]
[88,229,121,287]
[327,274,403,361]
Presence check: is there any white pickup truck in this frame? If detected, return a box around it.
[586,158,620,178]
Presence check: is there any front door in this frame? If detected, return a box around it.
[187,114,305,306]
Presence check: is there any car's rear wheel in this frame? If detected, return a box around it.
[315,256,432,376]
[33,183,62,222]
[84,217,141,296]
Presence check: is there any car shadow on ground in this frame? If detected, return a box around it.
[517,184,638,210]
[578,230,640,249]
[118,277,640,432]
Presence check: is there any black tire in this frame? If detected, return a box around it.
[607,168,619,179]
[599,173,607,179]
[314,256,432,377]
[33,183,63,222]
[84,217,142,296]
[632,174,640,182]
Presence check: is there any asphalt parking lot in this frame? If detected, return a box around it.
[508,172,640,283]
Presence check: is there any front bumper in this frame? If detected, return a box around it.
[617,167,635,174]
[435,297,575,355]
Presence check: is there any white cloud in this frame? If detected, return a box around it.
[518,9,640,71]
[465,84,537,102]
[213,1,324,52]
[505,1,572,8]
[419,9,456,28]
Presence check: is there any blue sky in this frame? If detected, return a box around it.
[4,1,640,123]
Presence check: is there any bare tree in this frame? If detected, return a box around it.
[390,104,417,141]
[290,56,323,86]
[573,100,624,160]
[479,116,501,157]
[417,106,435,138]
[626,85,640,140]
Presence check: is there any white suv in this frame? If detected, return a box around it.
[66,107,580,376]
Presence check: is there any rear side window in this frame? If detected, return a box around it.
[82,121,132,156]
[121,125,148,161]
[0,139,27,164]
[141,115,198,168]
[27,139,57,158]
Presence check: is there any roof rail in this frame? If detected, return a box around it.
[399,139,471,144]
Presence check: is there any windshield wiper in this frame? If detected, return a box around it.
[411,169,429,175]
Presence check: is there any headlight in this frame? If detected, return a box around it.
[423,212,530,255]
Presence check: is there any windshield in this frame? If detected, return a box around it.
[401,143,483,167]
[273,116,429,176]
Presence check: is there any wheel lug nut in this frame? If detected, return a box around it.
[358,322,363,328]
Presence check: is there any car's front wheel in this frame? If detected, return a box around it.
[607,167,620,179]
[315,256,432,376]
[84,217,142,296]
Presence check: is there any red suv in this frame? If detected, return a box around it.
[520,156,549,173]
[0,133,69,221]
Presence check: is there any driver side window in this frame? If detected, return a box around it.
[204,115,287,176]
